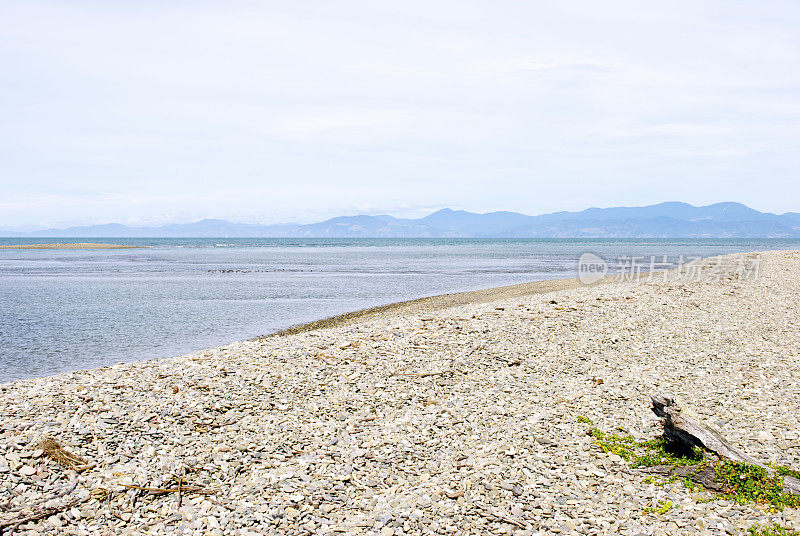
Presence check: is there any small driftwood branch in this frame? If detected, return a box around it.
[649,393,800,495]
[473,506,526,529]
[644,462,726,492]
[391,370,452,378]
[0,493,89,532]
[118,483,212,495]
[176,467,184,508]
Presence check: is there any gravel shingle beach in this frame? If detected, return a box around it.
[1,250,799,535]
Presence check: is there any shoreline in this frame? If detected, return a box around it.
[0,252,745,383]
[0,255,685,385]
[268,250,779,337]
[267,272,623,337]
[0,250,766,384]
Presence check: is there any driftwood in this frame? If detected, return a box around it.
[649,393,800,495]
[118,483,212,495]
[0,487,89,534]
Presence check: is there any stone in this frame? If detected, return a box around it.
[285,507,300,518]
[19,465,36,477]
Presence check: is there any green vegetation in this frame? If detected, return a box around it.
[581,423,800,512]
[747,524,800,536]
[773,465,800,480]
[715,462,800,511]
[643,499,673,515]
[588,428,703,467]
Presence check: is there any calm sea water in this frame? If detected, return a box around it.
[1,237,797,383]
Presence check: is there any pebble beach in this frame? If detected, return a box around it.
[1,250,799,535]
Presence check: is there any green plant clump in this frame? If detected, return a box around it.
[643,499,674,515]
[715,462,800,511]
[582,424,800,511]
[589,428,703,468]
[774,465,800,480]
[747,524,800,536]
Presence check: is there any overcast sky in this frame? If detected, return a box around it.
[1,1,799,228]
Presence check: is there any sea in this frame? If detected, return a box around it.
[1,237,798,383]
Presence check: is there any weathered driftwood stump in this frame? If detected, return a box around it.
[647,393,800,495]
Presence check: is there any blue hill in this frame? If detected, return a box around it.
[3,202,799,238]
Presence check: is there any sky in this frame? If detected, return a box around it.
[1,1,799,229]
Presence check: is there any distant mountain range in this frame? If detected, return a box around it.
[4,202,800,238]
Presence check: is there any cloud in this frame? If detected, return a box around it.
[1,0,800,225]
